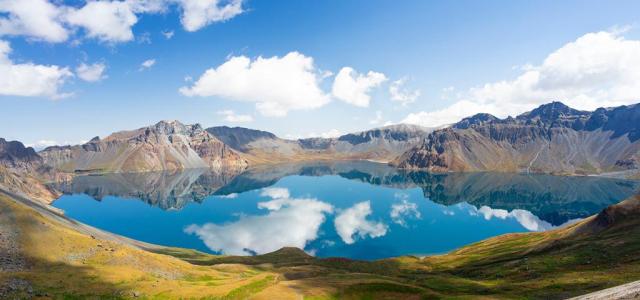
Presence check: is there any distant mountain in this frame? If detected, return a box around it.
[207,123,433,163]
[393,102,640,175]
[40,120,248,173]
[0,138,63,203]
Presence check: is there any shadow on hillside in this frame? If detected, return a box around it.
[1,256,132,299]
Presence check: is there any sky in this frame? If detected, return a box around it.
[1,0,640,148]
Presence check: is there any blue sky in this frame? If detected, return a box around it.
[1,0,640,148]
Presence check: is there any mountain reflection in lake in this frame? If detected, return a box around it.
[52,161,640,260]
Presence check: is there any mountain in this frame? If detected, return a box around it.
[393,102,640,175]
[207,123,433,163]
[0,138,64,203]
[40,120,248,173]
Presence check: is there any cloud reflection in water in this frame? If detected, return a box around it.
[185,188,333,255]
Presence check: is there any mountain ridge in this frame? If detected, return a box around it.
[393,101,640,175]
[39,120,248,174]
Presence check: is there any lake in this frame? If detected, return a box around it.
[52,161,640,260]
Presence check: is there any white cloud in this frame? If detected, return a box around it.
[0,40,72,98]
[25,139,58,150]
[185,189,333,255]
[402,100,493,128]
[1,0,245,44]
[161,29,174,39]
[217,110,253,123]
[127,0,170,14]
[76,62,106,82]
[319,129,341,138]
[390,199,421,227]
[334,201,387,244]
[0,0,68,42]
[389,78,420,106]
[369,110,383,125]
[137,31,152,44]
[260,187,290,199]
[403,30,640,127]
[332,67,387,107]
[65,1,138,43]
[468,205,553,232]
[139,58,156,71]
[217,193,238,199]
[180,52,331,117]
[178,0,244,32]
[301,129,342,139]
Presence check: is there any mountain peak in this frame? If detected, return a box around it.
[453,113,498,129]
[518,101,589,122]
[0,138,41,166]
[150,120,204,136]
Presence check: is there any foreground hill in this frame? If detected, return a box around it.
[393,102,640,175]
[208,123,432,163]
[1,186,639,298]
[40,120,248,174]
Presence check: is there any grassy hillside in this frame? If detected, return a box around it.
[1,193,639,299]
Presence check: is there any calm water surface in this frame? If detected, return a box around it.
[52,161,640,260]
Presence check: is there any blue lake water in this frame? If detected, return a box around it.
[52,161,640,260]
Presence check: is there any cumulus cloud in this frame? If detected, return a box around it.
[389,78,420,106]
[178,0,244,32]
[66,1,138,43]
[332,67,387,107]
[76,62,106,82]
[139,58,156,71]
[1,0,244,44]
[180,52,331,117]
[390,198,421,227]
[217,110,253,123]
[0,0,68,42]
[402,100,491,128]
[334,201,387,244]
[403,30,640,127]
[185,189,333,255]
[0,40,72,98]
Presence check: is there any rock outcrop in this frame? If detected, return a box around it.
[0,139,63,203]
[40,120,248,173]
[393,102,640,175]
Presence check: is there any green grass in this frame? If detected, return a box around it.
[220,275,275,300]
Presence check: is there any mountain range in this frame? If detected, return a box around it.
[1,101,640,204]
[393,102,640,176]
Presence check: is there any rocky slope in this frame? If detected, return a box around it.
[207,123,432,163]
[40,120,248,174]
[393,102,640,175]
[0,139,63,203]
